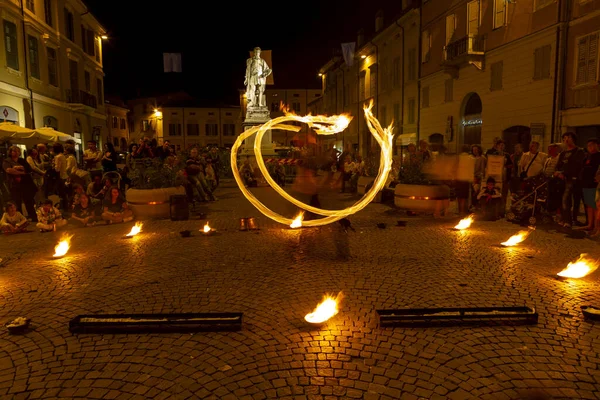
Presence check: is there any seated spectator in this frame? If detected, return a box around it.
[36,199,67,232]
[1,202,29,234]
[477,177,503,221]
[240,158,258,187]
[102,187,134,224]
[70,184,85,209]
[71,194,96,227]
[273,162,285,187]
[205,159,218,190]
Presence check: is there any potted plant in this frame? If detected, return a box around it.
[394,160,450,214]
[126,158,187,219]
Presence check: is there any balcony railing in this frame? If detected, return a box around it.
[444,35,485,62]
[66,89,97,108]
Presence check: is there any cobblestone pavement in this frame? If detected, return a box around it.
[1,182,600,400]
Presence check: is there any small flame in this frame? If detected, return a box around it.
[53,234,73,257]
[454,214,474,230]
[501,229,532,247]
[126,222,143,237]
[305,292,343,324]
[557,254,599,278]
[290,212,304,229]
[203,222,211,233]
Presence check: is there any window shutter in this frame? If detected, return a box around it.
[577,36,588,85]
[494,0,505,28]
[468,1,480,35]
[533,48,541,80]
[542,44,551,79]
[422,87,429,108]
[446,15,455,44]
[588,33,598,83]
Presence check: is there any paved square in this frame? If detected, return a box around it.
[1,184,599,399]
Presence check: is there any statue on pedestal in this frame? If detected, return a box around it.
[244,47,272,108]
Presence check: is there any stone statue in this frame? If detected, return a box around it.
[244,47,272,108]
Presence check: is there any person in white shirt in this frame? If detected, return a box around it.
[518,141,547,180]
[0,202,29,233]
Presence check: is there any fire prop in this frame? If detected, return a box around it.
[290,213,303,229]
[500,229,532,247]
[126,222,143,237]
[454,214,474,230]
[53,234,73,257]
[305,292,343,324]
[231,101,394,227]
[557,254,599,278]
[203,222,211,233]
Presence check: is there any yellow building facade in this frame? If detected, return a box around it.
[105,102,129,152]
[0,0,106,154]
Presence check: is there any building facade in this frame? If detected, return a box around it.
[1,0,107,154]
[318,3,420,158]
[560,0,600,144]
[105,102,129,152]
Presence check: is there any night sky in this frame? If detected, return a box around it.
[86,0,403,105]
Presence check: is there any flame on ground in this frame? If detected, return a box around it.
[126,222,143,237]
[500,229,532,247]
[203,222,211,233]
[305,292,343,324]
[53,234,73,257]
[290,213,304,229]
[454,214,474,230]
[557,254,599,278]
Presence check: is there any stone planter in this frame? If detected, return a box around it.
[126,186,186,220]
[394,184,450,214]
[357,176,382,203]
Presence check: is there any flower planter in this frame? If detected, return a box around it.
[394,183,450,214]
[126,186,186,220]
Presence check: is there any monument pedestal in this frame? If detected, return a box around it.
[239,106,277,185]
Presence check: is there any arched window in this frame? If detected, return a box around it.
[43,115,58,129]
[0,106,19,124]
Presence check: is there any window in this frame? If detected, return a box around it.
[142,120,149,131]
[422,86,429,108]
[81,25,87,53]
[223,123,236,136]
[47,47,57,86]
[26,0,35,12]
[359,71,366,100]
[87,31,95,57]
[343,84,349,106]
[421,32,430,62]
[393,103,400,129]
[208,112,214,116]
[467,1,480,36]
[408,48,416,80]
[446,15,456,45]
[490,61,503,91]
[43,115,58,129]
[187,123,200,136]
[64,9,74,41]
[68,60,78,94]
[226,112,232,116]
[494,0,506,29]
[392,57,401,88]
[408,98,415,124]
[381,106,387,126]
[28,35,40,79]
[534,45,552,80]
[369,64,378,98]
[84,70,91,91]
[205,123,218,136]
[271,102,279,112]
[111,116,118,128]
[575,33,598,86]
[535,0,555,11]
[445,79,454,102]
[3,20,19,71]
[120,118,126,130]
[44,0,52,26]
[292,102,301,112]
[95,38,100,62]
[168,123,182,136]
[96,79,103,104]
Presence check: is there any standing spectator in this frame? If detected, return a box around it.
[576,138,600,232]
[2,146,37,222]
[555,132,586,228]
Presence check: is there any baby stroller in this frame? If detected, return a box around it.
[506,174,551,225]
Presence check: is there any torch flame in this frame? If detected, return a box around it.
[290,213,304,229]
[305,292,343,324]
[203,222,211,233]
[454,214,474,230]
[500,229,532,247]
[557,254,599,278]
[53,234,73,257]
[126,222,143,237]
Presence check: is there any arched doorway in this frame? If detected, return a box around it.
[460,93,482,147]
[428,133,444,152]
[503,125,531,154]
[43,115,58,130]
[0,106,19,124]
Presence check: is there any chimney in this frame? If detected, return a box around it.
[375,10,384,32]
[357,29,365,48]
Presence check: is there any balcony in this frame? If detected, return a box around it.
[66,89,97,109]
[442,35,485,77]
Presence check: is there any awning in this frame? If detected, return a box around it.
[396,133,417,146]
[0,123,75,144]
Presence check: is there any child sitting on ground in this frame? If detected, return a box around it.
[0,202,30,234]
[477,177,503,221]
[36,199,67,232]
